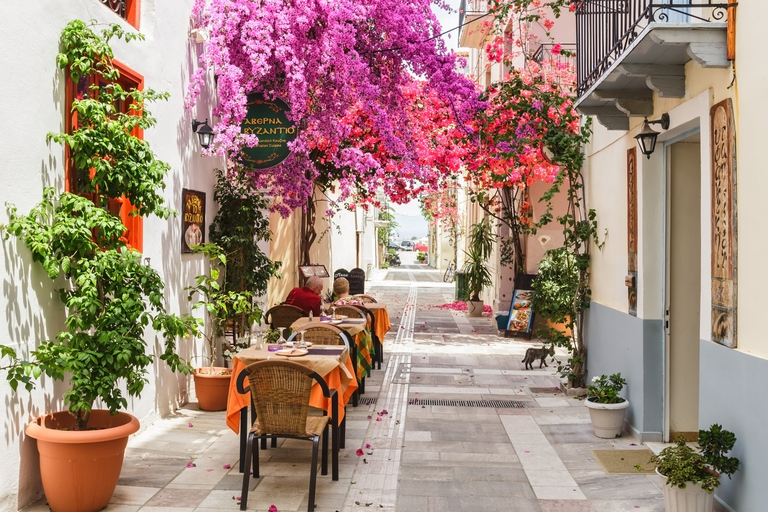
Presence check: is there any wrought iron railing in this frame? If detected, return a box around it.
[532,42,577,66]
[575,0,730,97]
[100,0,127,20]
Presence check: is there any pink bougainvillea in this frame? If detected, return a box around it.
[188,0,481,214]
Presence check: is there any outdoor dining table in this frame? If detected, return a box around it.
[291,316,375,380]
[363,302,391,343]
[225,344,358,435]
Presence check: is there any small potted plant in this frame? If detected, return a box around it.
[186,243,262,411]
[461,217,495,317]
[646,425,740,512]
[584,373,629,438]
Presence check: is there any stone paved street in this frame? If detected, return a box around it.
[21,258,666,512]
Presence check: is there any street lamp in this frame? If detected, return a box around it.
[634,113,670,159]
[192,118,214,149]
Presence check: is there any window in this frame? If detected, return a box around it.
[65,59,144,251]
[99,0,140,30]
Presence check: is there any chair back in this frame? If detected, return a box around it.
[333,305,366,321]
[266,304,306,330]
[244,360,326,437]
[351,294,377,303]
[288,324,347,347]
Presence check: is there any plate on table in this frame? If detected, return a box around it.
[284,341,313,347]
[332,315,348,319]
[276,348,308,357]
[330,319,343,324]
[342,318,367,324]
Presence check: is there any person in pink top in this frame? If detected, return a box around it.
[285,275,323,316]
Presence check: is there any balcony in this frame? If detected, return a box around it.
[574,1,732,130]
[458,0,494,48]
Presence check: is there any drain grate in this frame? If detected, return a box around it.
[357,397,528,408]
[408,398,527,408]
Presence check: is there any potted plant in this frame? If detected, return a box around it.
[584,373,629,438]
[646,425,740,512]
[186,243,262,411]
[461,216,495,317]
[0,20,197,512]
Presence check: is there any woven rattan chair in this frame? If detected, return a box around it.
[351,294,378,303]
[333,304,366,321]
[237,361,339,512]
[265,304,306,330]
[288,323,360,414]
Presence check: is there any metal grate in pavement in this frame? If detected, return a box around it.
[408,398,527,408]
[358,397,527,408]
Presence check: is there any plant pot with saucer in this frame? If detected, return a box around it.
[645,425,740,512]
[462,217,495,318]
[0,20,199,512]
[585,373,629,438]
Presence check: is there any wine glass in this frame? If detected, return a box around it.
[298,330,307,350]
[321,301,330,318]
[277,327,287,345]
[331,306,337,320]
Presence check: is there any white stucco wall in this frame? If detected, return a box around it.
[0,1,221,508]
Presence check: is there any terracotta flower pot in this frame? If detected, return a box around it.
[466,300,484,317]
[193,367,233,411]
[584,397,629,438]
[25,410,140,512]
[657,469,715,512]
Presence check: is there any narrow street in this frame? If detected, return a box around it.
[22,261,666,512]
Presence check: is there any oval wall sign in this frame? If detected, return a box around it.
[240,94,298,169]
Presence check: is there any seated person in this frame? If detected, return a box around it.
[332,277,362,305]
[285,275,323,316]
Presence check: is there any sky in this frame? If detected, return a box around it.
[391,0,463,241]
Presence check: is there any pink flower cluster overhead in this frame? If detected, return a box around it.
[188,0,481,215]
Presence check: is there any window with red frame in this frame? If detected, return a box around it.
[65,60,144,252]
[99,0,141,29]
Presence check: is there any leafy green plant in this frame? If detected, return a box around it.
[462,217,496,302]
[185,243,263,370]
[0,20,197,430]
[646,425,740,493]
[586,373,626,404]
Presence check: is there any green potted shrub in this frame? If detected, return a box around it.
[647,425,740,512]
[186,243,263,411]
[584,373,629,438]
[461,217,495,317]
[0,20,197,512]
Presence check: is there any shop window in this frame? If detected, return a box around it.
[65,59,144,252]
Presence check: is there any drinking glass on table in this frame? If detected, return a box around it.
[321,301,330,318]
[277,327,287,345]
[297,330,307,350]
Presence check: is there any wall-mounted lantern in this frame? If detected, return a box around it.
[192,118,214,149]
[634,113,670,159]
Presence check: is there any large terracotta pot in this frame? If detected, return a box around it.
[657,470,715,512]
[193,367,232,411]
[25,410,140,512]
[584,397,629,438]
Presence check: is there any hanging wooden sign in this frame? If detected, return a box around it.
[627,147,638,317]
[240,94,298,169]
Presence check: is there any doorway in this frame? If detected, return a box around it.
[664,134,701,441]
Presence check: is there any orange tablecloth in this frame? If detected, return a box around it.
[226,346,358,434]
[368,305,391,342]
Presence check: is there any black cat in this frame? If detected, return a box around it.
[522,346,555,370]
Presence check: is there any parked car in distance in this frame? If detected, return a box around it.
[400,240,415,251]
[414,242,428,252]
[387,241,401,251]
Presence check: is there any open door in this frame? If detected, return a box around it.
[664,135,701,441]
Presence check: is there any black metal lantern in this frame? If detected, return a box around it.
[634,113,670,159]
[192,119,214,149]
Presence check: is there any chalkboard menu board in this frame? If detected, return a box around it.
[334,268,349,281]
[348,268,366,295]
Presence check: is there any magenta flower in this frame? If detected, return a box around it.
[356,449,364,456]
[269,505,278,512]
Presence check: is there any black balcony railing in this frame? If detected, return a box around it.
[100,0,127,20]
[575,0,730,97]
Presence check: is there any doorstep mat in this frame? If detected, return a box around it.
[592,448,655,474]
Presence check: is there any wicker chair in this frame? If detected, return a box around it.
[237,361,339,512]
[332,304,366,321]
[351,294,378,303]
[288,323,361,413]
[265,304,306,330]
